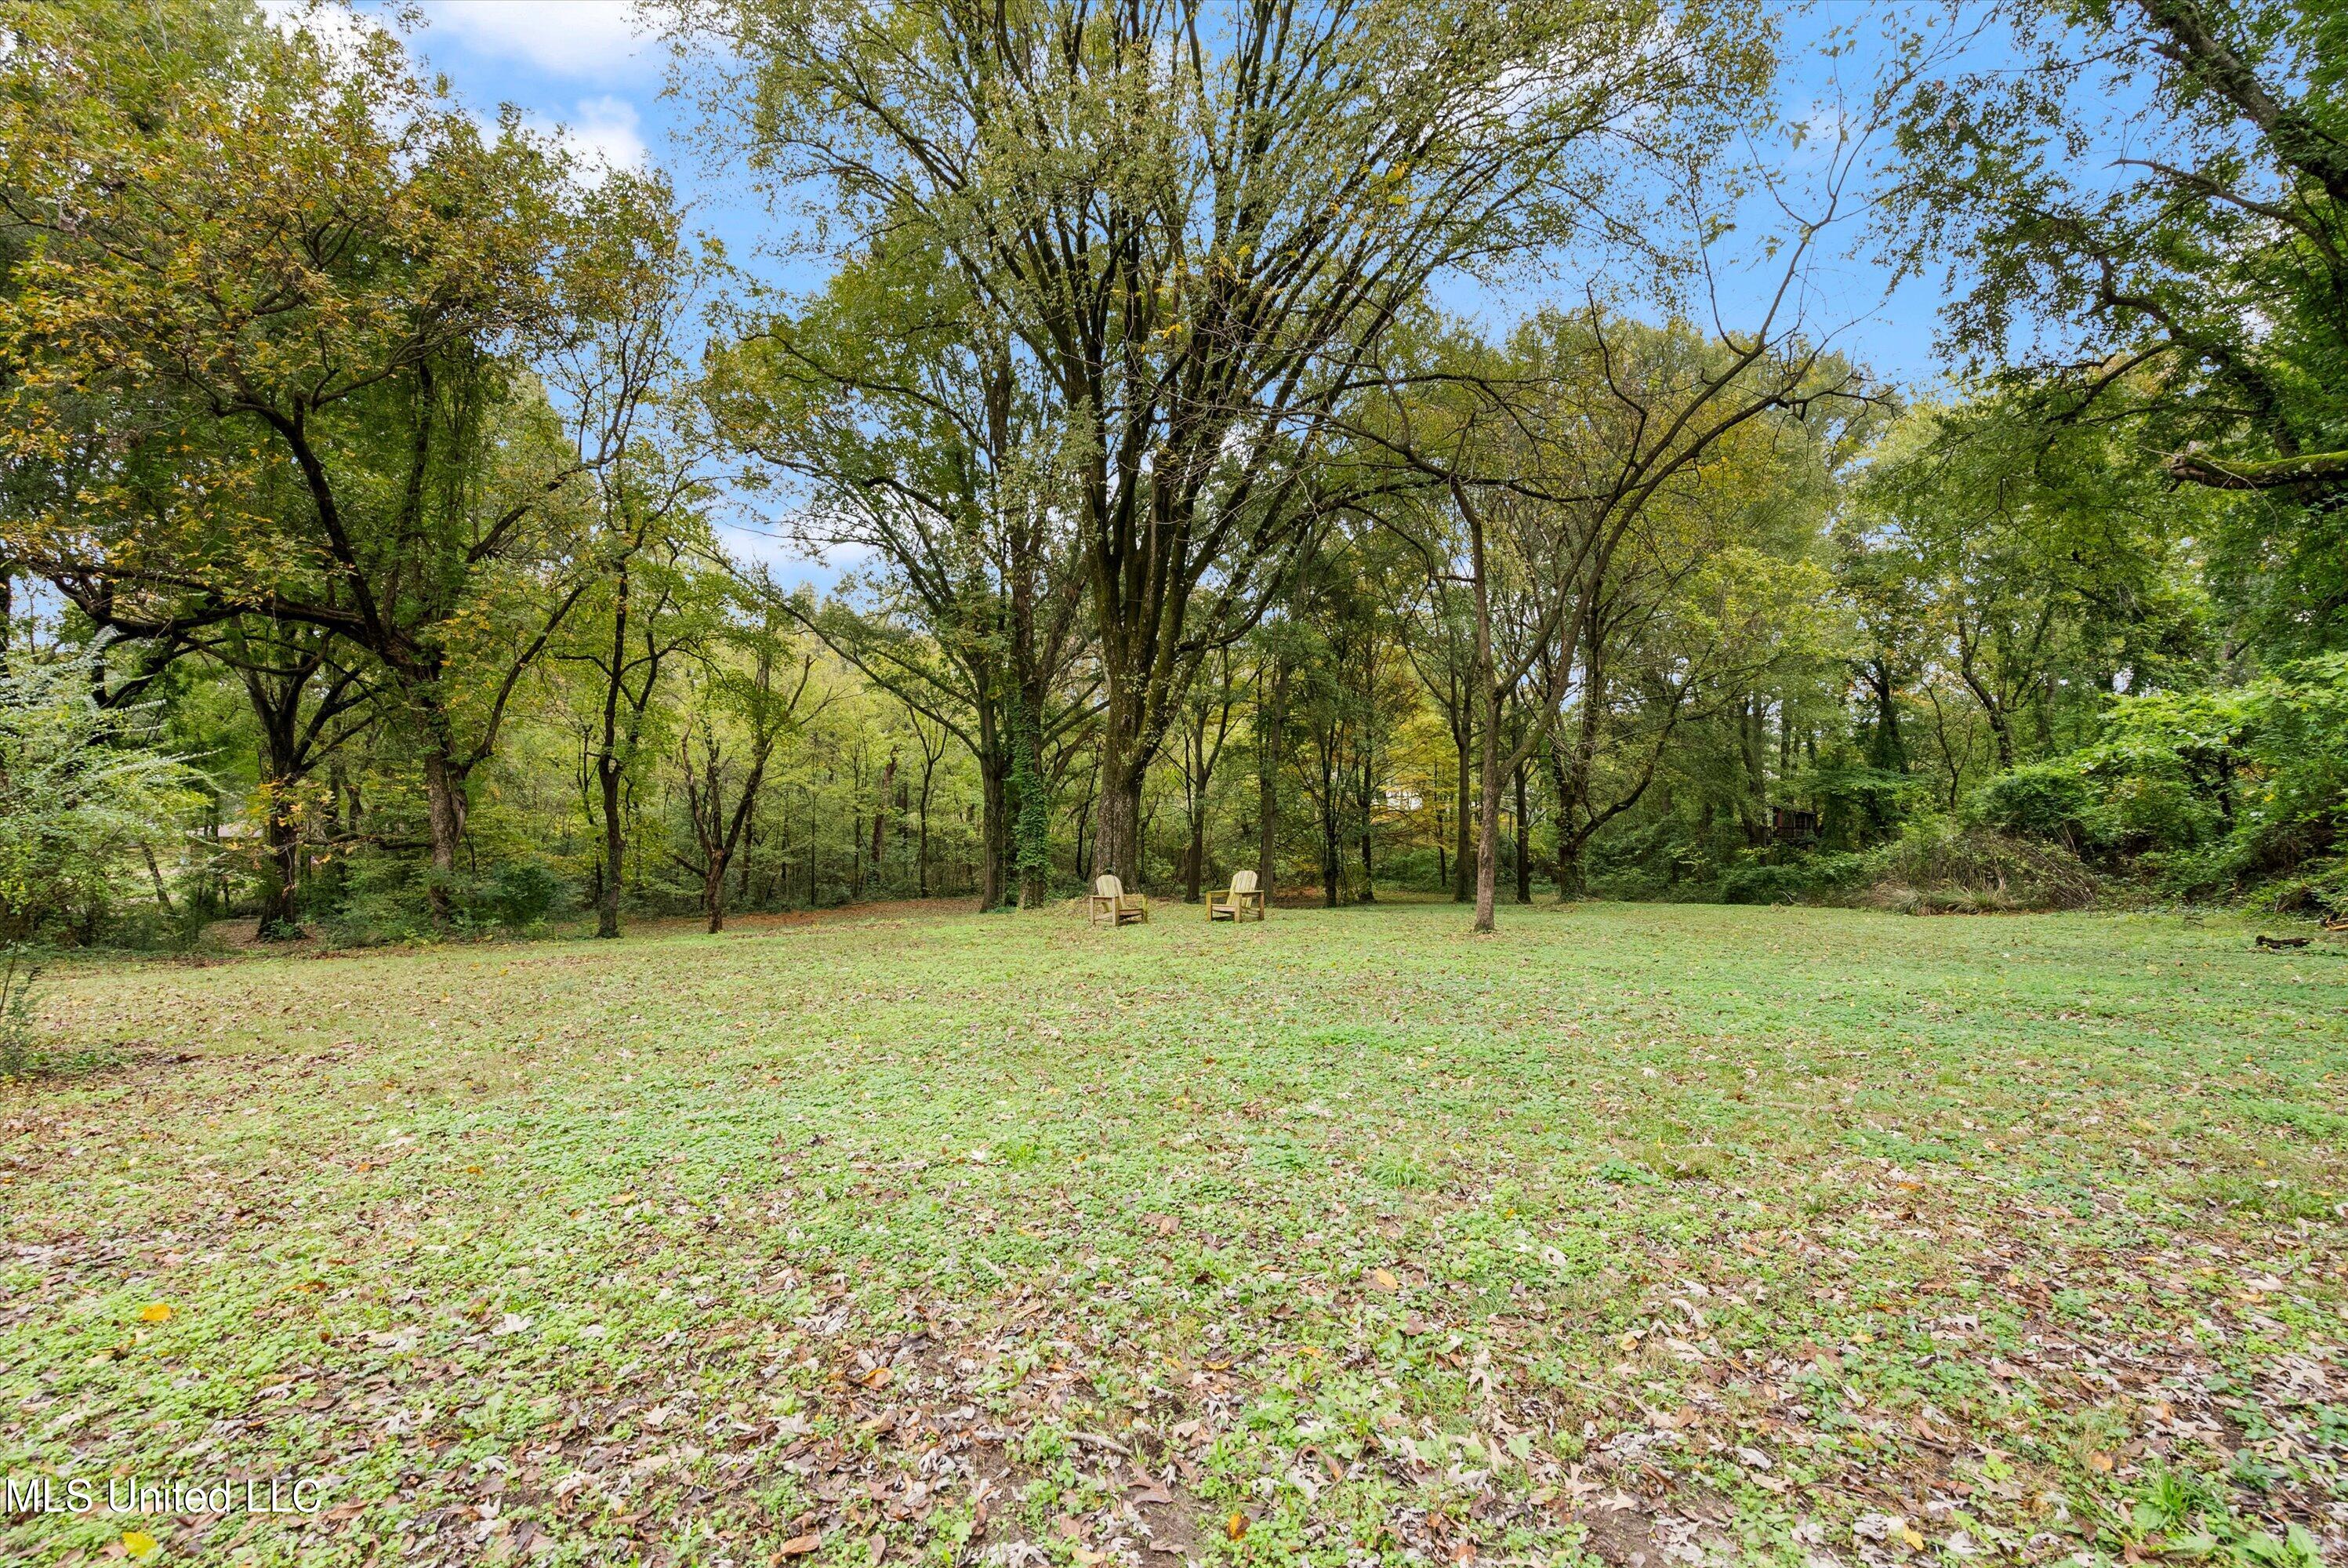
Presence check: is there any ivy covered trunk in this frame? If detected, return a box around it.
[1006,679,1053,906]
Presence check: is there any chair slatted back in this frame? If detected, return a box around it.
[1094,873,1125,900]
[1231,869,1258,895]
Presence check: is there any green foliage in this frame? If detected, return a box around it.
[1965,760,2099,851]
[1887,0,2348,661]
[1718,851,1871,906]
[0,647,194,942]
[474,858,569,933]
[1936,656,2348,906]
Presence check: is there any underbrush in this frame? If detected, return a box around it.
[1859,814,2101,912]
[1714,815,2100,913]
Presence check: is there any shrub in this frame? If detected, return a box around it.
[1864,813,2099,912]
[475,858,568,930]
[1965,761,2098,851]
[0,647,198,942]
[1718,851,1871,905]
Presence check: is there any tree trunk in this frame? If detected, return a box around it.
[916,757,935,898]
[1864,656,1907,775]
[1473,679,1501,932]
[1185,800,1207,903]
[1011,681,1053,908]
[1090,672,1154,886]
[1092,766,1144,891]
[978,750,1010,910]
[1462,482,1501,933]
[1453,727,1474,903]
[1316,738,1341,907]
[1513,757,1531,904]
[1985,703,2016,770]
[1255,664,1283,899]
[704,858,728,933]
[255,802,299,936]
[422,748,466,925]
[1738,698,1772,846]
[1548,737,1584,901]
[739,799,757,904]
[597,757,624,938]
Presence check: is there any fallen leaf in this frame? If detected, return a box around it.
[121,1534,159,1563]
[862,1365,894,1388]
[138,1303,173,1324]
[1370,1268,1399,1291]
[2087,1452,2114,1474]
[1226,1512,1248,1541]
[778,1533,822,1556]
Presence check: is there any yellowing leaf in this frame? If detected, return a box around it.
[139,1302,174,1323]
[122,1531,160,1560]
[1225,1512,1248,1541]
[1370,1268,1399,1291]
[2087,1451,2114,1473]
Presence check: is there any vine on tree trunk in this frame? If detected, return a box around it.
[1004,679,1052,905]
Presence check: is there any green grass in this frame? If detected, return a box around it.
[3,902,2345,1568]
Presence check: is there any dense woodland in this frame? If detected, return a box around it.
[0,0,2344,946]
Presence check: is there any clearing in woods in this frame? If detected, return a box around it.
[3,902,2344,1566]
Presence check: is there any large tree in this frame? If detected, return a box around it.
[0,0,684,919]
[685,0,1769,882]
[706,233,1094,909]
[1890,0,2348,656]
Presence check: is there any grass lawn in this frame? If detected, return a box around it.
[4,901,2346,1568]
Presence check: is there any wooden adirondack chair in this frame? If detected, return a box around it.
[1209,868,1265,922]
[1088,873,1149,927]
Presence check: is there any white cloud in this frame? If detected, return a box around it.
[552,94,648,176]
[482,95,647,183]
[259,0,383,67]
[413,0,656,80]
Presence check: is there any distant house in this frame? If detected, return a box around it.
[1770,806,1820,844]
